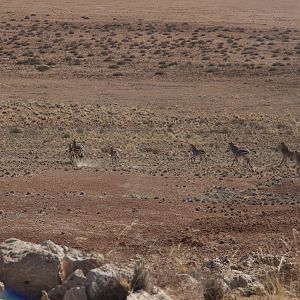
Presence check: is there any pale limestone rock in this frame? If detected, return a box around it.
[127,291,153,300]
[65,269,86,289]
[0,281,5,299]
[62,248,104,278]
[0,238,61,298]
[152,287,174,300]
[223,270,266,296]
[41,290,50,300]
[127,289,173,300]
[0,238,104,299]
[49,269,86,300]
[85,267,128,300]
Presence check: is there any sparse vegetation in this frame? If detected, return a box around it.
[203,277,225,300]
[0,3,299,300]
[130,261,152,293]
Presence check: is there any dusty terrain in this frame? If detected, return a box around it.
[0,1,299,298]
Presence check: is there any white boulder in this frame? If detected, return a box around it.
[0,238,62,298]
[85,266,128,300]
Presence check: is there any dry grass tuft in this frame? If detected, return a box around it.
[203,277,225,300]
[130,260,153,293]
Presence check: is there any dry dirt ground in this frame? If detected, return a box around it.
[0,1,300,298]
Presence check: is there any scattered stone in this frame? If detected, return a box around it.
[223,270,266,296]
[62,248,104,278]
[127,287,174,299]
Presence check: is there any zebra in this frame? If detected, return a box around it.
[189,144,206,163]
[228,142,253,170]
[109,146,120,166]
[291,150,300,175]
[276,142,294,168]
[68,139,84,164]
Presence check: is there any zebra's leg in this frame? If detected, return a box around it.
[244,156,253,171]
[232,156,238,166]
[69,152,72,164]
[71,153,75,165]
[283,156,289,168]
[278,156,285,167]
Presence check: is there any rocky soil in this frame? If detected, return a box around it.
[0,15,299,80]
[0,238,299,299]
[0,1,300,299]
[0,238,172,300]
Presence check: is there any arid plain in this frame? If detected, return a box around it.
[0,1,300,298]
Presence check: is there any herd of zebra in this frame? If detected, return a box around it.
[68,139,119,166]
[190,142,300,174]
[68,139,300,175]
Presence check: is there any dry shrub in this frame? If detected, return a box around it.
[261,229,300,299]
[130,260,152,293]
[9,127,23,134]
[62,132,71,139]
[143,147,160,155]
[36,64,50,72]
[203,277,225,300]
[263,272,288,298]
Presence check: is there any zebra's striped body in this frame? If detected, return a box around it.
[276,142,294,168]
[110,146,120,166]
[291,151,300,175]
[228,142,252,170]
[68,139,84,164]
[189,144,205,163]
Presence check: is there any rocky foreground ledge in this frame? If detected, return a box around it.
[0,238,171,300]
[0,238,299,299]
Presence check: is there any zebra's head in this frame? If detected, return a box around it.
[228,142,234,151]
[276,142,287,152]
[189,144,196,151]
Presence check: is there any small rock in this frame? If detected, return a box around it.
[62,248,104,278]
[223,270,266,296]
[49,269,87,299]
[127,288,173,300]
[85,266,128,300]
[63,286,88,300]
[65,269,86,290]
[41,290,50,300]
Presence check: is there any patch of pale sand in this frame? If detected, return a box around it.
[75,159,101,169]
